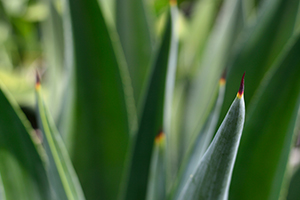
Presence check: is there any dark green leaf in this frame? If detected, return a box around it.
[287,166,300,200]
[123,10,172,200]
[230,35,300,200]
[0,82,50,200]
[65,0,136,199]
[220,0,300,122]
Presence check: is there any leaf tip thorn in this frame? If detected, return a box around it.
[219,69,227,86]
[35,71,41,90]
[237,72,245,99]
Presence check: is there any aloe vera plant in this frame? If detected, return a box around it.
[0,0,300,200]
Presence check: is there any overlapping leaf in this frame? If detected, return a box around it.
[123,6,174,200]
[116,0,154,107]
[181,0,244,155]
[0,81,50,200]
[175,76,245,200]
[35,81,85,200]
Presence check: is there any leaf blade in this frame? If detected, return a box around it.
[116,0,154,106]
[123,9,172,200]
[35,81,85,200]
[0,81,50,200]
[176,76,245,200]
[65,0,136,199]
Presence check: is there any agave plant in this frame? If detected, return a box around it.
[0,0,300,199]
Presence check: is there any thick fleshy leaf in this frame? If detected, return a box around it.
[170,76,226,199]
[175,76,245,200]
[116,0,154,106]
[35,81,85,200]
[65,0,136,199]
[0,81,50,200]
[123,9,172,200]
[146,132,167,200]
[230,35,300,200]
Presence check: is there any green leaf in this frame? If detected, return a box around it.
[170,77,226,199]
[175,76,245,200]
[220,0,300,122]
[116,0,154,107]
[178,0,221,75]
[181,0,244,154]
[146,132,167,200]
[123,9,172,200]
[0,81,50,200]
[163,2,179,187]
[65,0,136,199]
[41,0,65,121]
[230,35,300,200]
[0,174,4,200]
[35,81,85,200]
[287,166,300,200]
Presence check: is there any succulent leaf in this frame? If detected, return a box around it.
[175,75,245,200]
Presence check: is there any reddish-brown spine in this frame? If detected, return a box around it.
[237,72,245,99]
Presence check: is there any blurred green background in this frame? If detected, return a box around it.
[0,0,300,199]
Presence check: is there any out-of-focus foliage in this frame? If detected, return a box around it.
[0,0,299,200]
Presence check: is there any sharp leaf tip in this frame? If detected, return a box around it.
[237,72,245,98]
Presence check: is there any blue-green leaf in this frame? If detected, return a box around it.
[35,80,85,200]
[175,75,245,200]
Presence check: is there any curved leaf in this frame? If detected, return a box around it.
[123,8,172,200]
[0,81,50,200]
[65,0,136,199]
[35,81,85,200]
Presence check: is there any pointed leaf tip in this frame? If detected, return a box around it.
[219,69,227,86]
[35,71,41,89]
[237,73,245,98]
